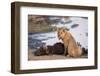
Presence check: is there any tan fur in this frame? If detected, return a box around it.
[57,28,82,57]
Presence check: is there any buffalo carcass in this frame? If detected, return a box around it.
[34,42,67,56]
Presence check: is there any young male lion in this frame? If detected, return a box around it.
[57,28,82,57]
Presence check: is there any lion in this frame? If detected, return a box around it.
[57,28,82,57]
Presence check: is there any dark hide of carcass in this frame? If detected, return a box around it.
[34,42,67,56]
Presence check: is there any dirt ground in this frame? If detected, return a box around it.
[28,49,88,61]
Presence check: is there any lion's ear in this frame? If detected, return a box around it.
[64,27,69,31]
[60,27,66,32]
[62,28,66,32]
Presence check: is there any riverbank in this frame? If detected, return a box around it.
[28,49,88,61]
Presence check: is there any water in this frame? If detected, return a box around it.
[28,31,61,49]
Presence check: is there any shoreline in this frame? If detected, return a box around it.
[28,49,88,61]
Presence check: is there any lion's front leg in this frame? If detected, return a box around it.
[64,47,67,56]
